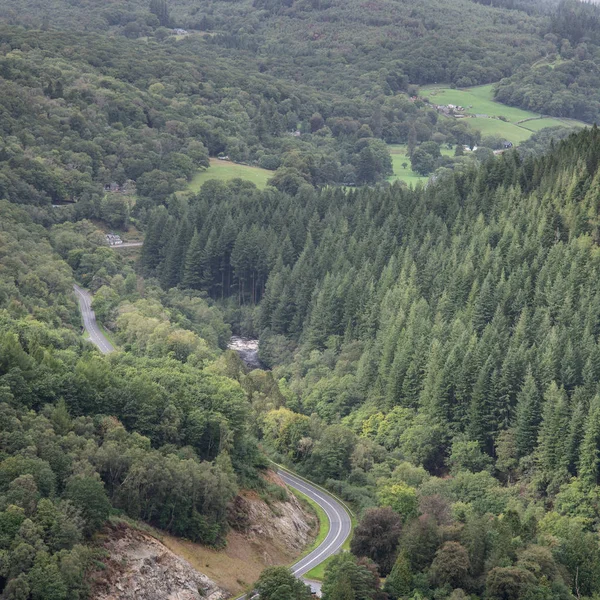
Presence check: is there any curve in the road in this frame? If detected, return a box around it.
[73,284,114,354]
[73,286,351,595]
[240,468,352,599]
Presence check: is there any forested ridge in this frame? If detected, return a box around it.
[143,127,600,600]
[4,0,600,598]
[5,0,600,122]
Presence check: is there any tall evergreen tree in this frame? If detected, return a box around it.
[536,381,570,481]
[514,369,542,458]
[149,0,170,26]
[579,394,600,485]
[182,229,206,290]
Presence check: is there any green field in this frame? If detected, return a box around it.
[388,144,453,186]
[189,158,273,191]
[421,84,587,145]
[520,117,584,132]
[467,118,533,143]
[423,84,538,123]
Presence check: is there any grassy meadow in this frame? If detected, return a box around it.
[189,158,273,191]
[421,84,586,145]
[387,144,454,186]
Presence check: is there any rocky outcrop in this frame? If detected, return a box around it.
[92,522,229,600]
[233,471,315,557]
[91,471,316,599]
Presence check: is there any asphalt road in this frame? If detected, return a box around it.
[73,285,351,596]
[73,284,114,354]
[240,468,352,598]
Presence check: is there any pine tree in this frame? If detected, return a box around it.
[182,229,206,290]
[384,551,413,599]
[149,0,170,26]
[357,147,377,184]
[514,369,541,458]
[328,576,354,600]
[563,391,588,476]
[579,394,600,485]
[472,273,496,333]
[140,206,168,274]
[160,219,191,289]
[536,381,570,478]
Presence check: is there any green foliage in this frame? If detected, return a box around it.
[377,484,419,523]
[64,477,111,536]
[430,542,470,589]
[321,553,383,600]
[384,551,413,599]
[254,566,312,600]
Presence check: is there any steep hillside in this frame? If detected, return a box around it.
[143,127,600,599]
[163,471,317,596]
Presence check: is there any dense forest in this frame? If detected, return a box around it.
[0,201,277,597]
[4,0,600,122]
[141,127,600,600]
[3,0,600,599]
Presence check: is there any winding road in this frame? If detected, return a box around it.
[73,284,114,354]
[279,469,352,593]
[74,284,352,596]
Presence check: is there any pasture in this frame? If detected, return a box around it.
[421,84,587,146]
[387,144,452,186]
[189,159,273,191]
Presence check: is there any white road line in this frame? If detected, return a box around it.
[237,469,351,599]
[280,477,346,575]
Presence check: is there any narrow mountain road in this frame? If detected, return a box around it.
[73,286,351,596]
[239,468,352,599]
[73,284,114,354]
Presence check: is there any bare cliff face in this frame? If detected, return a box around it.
[92,523,229,600]
[91,471,316,599]
[231,470,315,558]
[162,470,317,596]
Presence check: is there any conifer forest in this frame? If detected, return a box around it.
[2,0,600,599]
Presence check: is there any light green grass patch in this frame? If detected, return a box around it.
[422,85,538,123]
[387,143,455,186]
[520,117,586,132]
[387,144,428,186]
[189,159,272,191]
[466,118,533,144]
[420,84,588,147]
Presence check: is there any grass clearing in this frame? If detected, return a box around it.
[420,84,588,147]
[189,158,273,191]
[422,84,537,123]
[387,144,428,186]
[467,118,533,143]
[387,143,454,186]
[520,117,585,132]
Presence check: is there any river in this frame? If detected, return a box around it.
[227,336,261,369]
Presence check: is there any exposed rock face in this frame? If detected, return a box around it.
[93,523,229,600]
[232,471,315,559]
